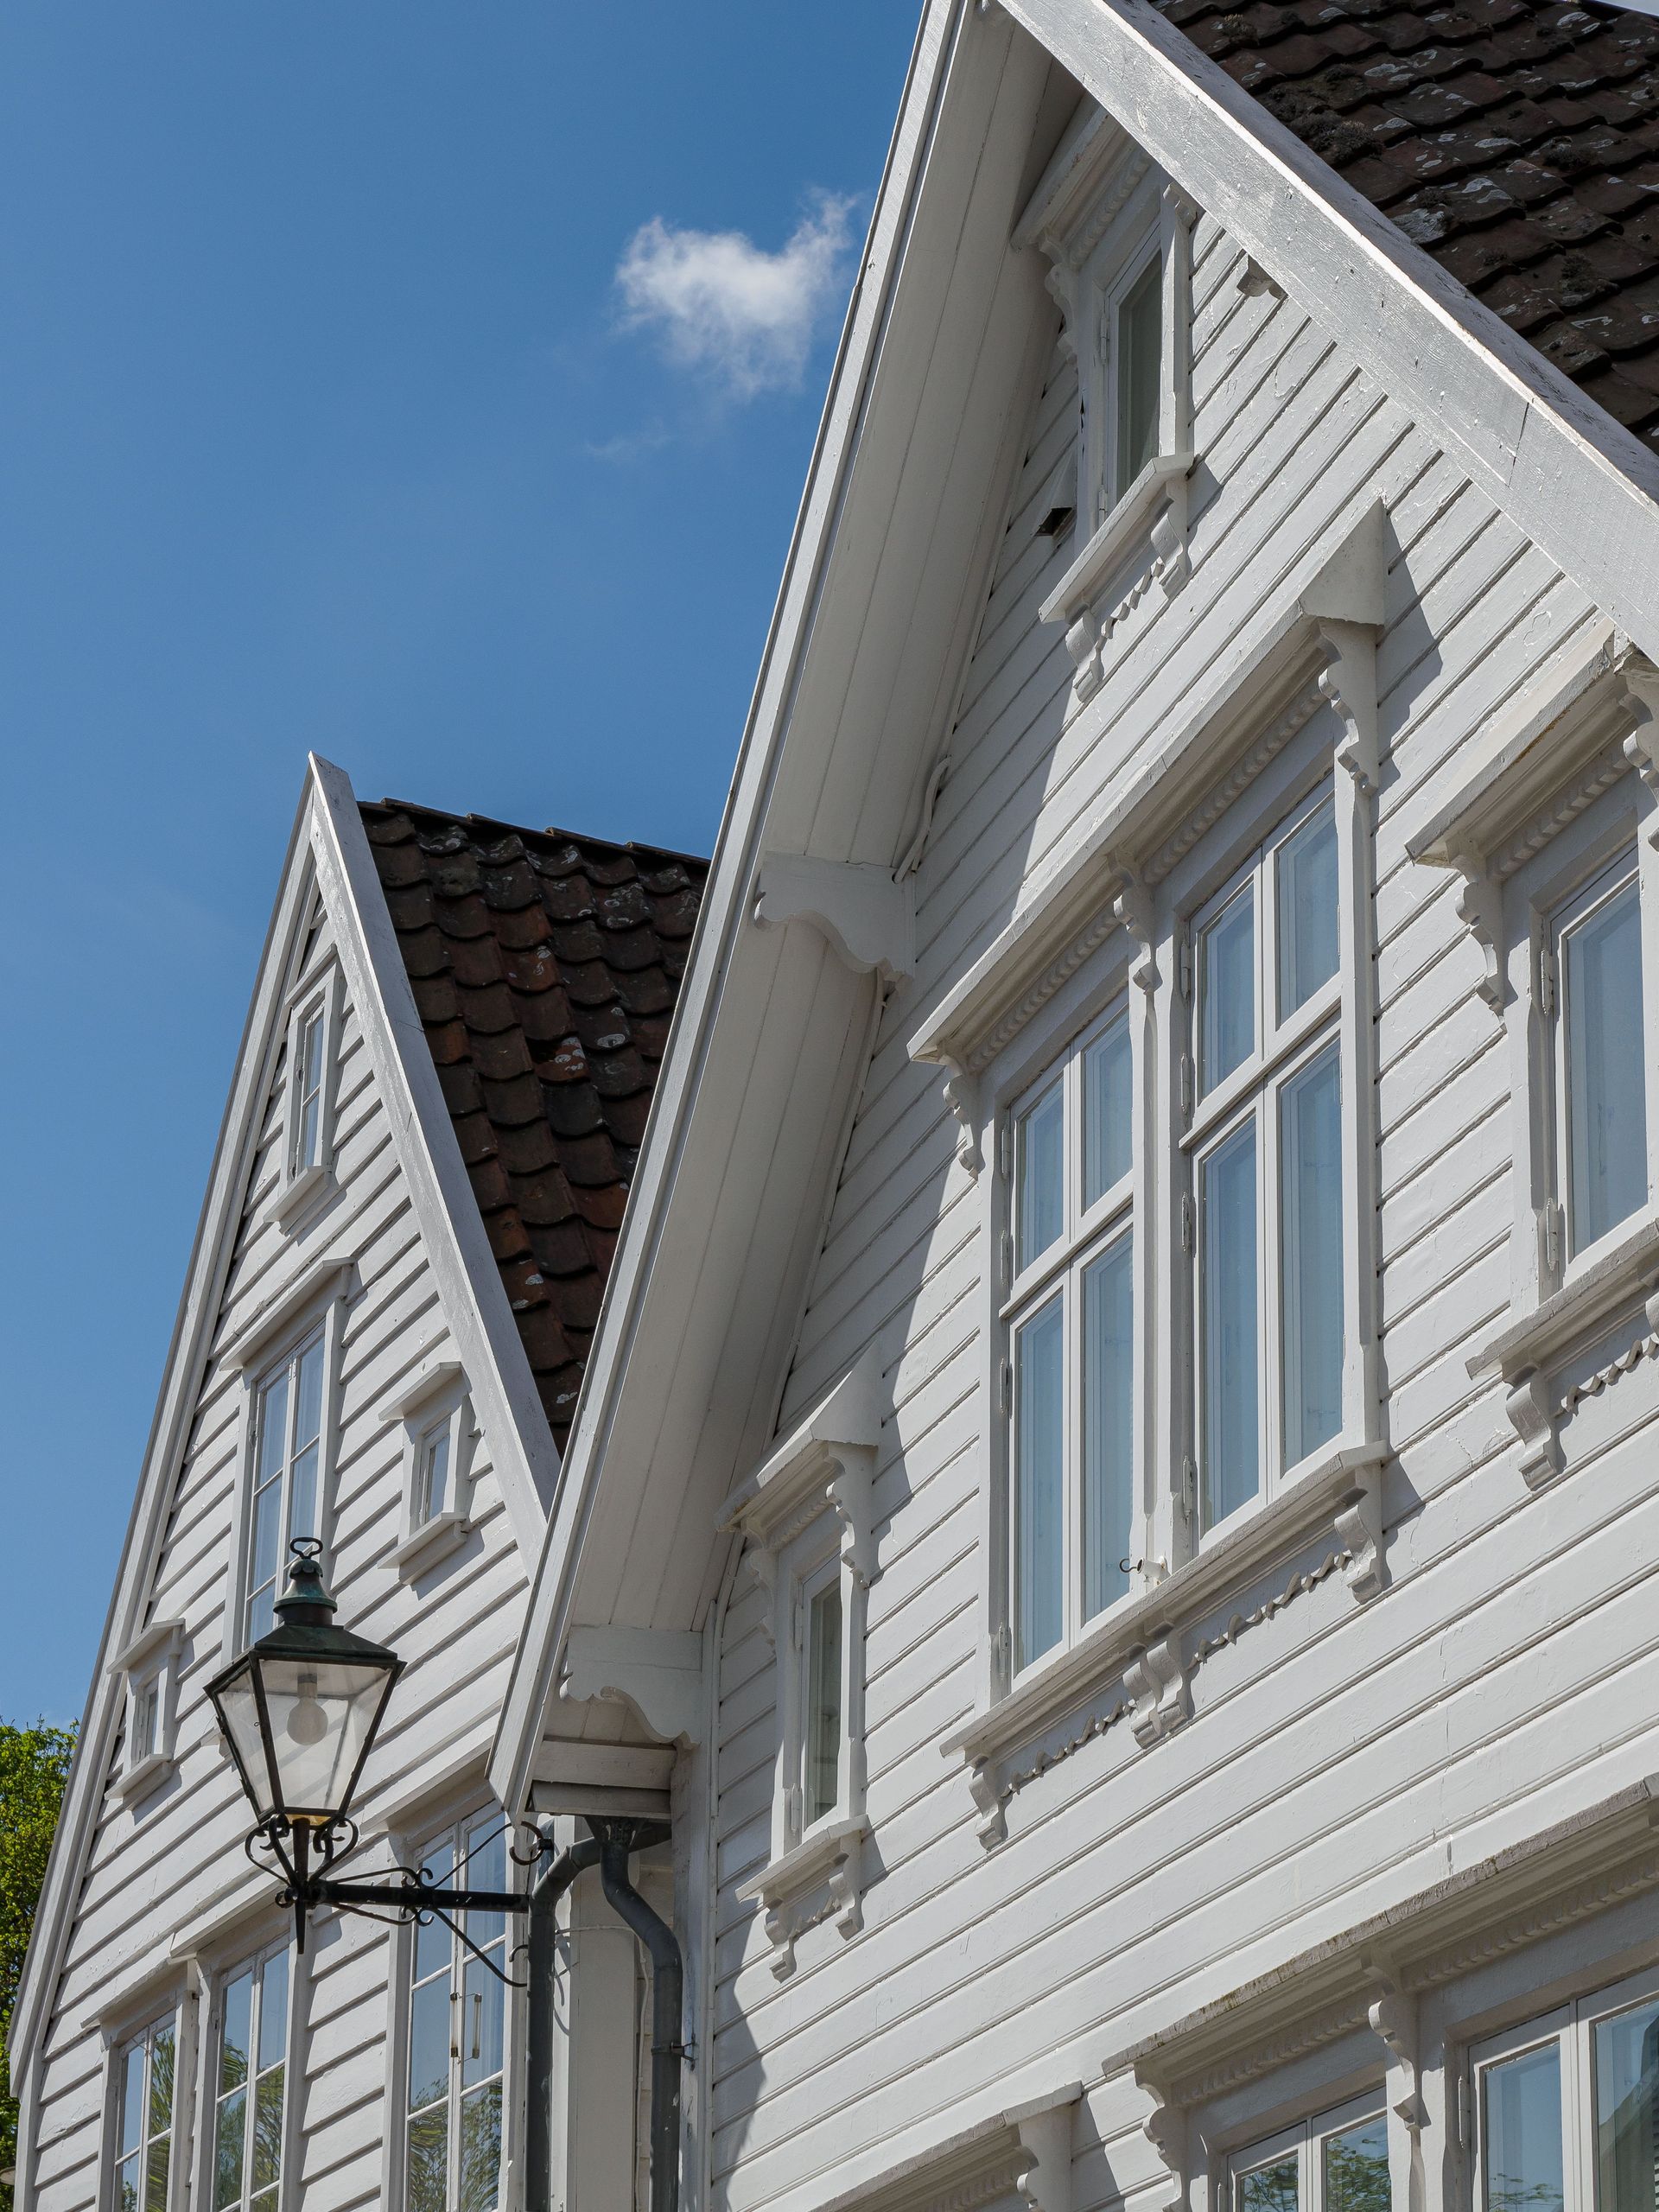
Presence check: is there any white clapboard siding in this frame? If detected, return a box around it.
[29,891,532,2212]
[702,194,1659,2212]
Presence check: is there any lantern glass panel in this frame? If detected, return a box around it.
[255,1653,393,1819]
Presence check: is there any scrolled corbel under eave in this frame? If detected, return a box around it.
[1622,650,1659,830]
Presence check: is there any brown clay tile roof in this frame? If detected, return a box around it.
[359,798,709,1452]
[1153,0,1659,451]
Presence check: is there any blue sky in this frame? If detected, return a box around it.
[0,3,918,1727]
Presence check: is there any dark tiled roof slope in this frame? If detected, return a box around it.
[360,800,708,1452]
[1155,0,1659,451]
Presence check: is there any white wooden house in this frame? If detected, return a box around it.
[14,2,1659,2211]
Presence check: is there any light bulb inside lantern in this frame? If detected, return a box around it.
[287,1675,327,1747]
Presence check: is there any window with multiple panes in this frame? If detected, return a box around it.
[1008,996,1135,1671]
[1544,847,1650,1268]
[1475,1972,1659,2212]
[246,1332,326,1645]
[404,1814,511,2212]
[289,1001,327,1179]
[1094,238,1163,523]
[111,2012,176,2212]
[1232,2097,1389,2212]
[1189,785,1344,1531]
[213,1948,289,2212]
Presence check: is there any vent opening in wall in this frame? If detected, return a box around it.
[1039,505,1076,539]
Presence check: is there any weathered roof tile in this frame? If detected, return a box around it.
[361,798,708,1453]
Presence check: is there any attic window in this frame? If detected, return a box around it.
[378,1359,476,1582]
[271,958,342,1229]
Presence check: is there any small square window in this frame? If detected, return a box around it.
[378,1363,474,1582]
[114,1618,183,1801]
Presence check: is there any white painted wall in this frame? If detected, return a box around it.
[701,176,1657,2212]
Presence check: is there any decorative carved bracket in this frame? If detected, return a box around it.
[560,1625,706,1745]
[753,855,917,983]
[1137,2075,1188,2212]
[1624,652,1659,833]
[1126,1629,1189,1747]
[737,1816,868,1980]
[1111,866,1158,995]
[1013,2102,1076,2212]
[1506,1366,1564,1490]
[1363,1955,1427,2133]
[1335,1448,1389,1600]
[1317,620,1382,794]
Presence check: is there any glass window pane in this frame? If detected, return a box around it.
[1324,2117,1389,2212]
[131,1682,158,1764]
[464,1821,506,1950]
[256,1371,289,1484]
[295,1339,325,1449]
[407,2106,449,2212]
[1014,1296,1065,1670]
[1202,885,1255,1096]
[250,1479,283,1596]
[220,1972,253,2094]
[1084,1015,1133,1207]
[1082,1236,1134,1620]
[286,1443,320,1548]
[251,2069,284,2192]
[246,1581,276,1646]
[1594,1995,1659,2212]
[1280,1046,1344,1468]
[213,2087,246,2211]
[420,1426,452,1522]
[257,1951,288,2075]
[117,2152,141,2212]
[805,1581,843,1826]
[1276,798,1339,1022]
[145,2138,171,2212]
[120,2044,146,2153]
[1202,1118,1260,1528]
[459,2080,504,2212]
[414,1842,454,1981]
[1018,1084,1065,1270]
[149,2023,175,2130]
[1116,253,1163,497]
[1485,2041,1565,2212]
[407,1975,452,2116]
[1238,2155,1299,2212]
[461,1958,505,2090]
[1566,875,1647,1253]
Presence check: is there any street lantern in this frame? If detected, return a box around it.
[207,1538,402,1834]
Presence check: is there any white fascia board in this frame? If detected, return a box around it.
[8,780,323,2075]
[307,756,556,1568]
[1001,0,1659,664]
[486,0,976,1816]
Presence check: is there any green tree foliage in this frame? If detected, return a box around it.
[0,1720,77,2212]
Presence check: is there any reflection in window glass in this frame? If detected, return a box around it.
[1323,2117,1390,2212]
[113,2016,175,2212]
[1277,799,1340,1022]
[805,1580,843,1827]
[407,1820,508,2212]
[1202,885,1256,1096]
[1594,1997,1659,2212]
[1015,1297,1065,1669]
[1565,873,1646,1255]
[247,1332,327,1646]
[293,1005,327,1174]
[1116,255,1164,499]
[1018,1084,1065,1271]
[1238,2155,1299,2212]
[1485,2042,1566,2212]
[1280,1046,1344,1469]
[1084,1014,1133,1208]
[1082,1235,1134,1621]
[417,1422,452,1526]
[1202,1118,1259,1527]
[213,1950,288,2212]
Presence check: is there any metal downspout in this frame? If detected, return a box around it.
[594,1820,684,2212]
[524,1834,601,2212]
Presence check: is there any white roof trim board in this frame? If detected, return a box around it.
[492,0,1659,1810]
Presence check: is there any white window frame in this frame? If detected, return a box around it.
[779,1522,855,1852]
[205,1942,294,2212]
[1470,1961,1659,2212]
[107,2008,182,2212]
[394,1807,518,2212]
[220,1254,352,1668]
[1003,995,1139,1678]
[1182,782,1355,1541]
[111,1618,184,1805]
[1229,2090,1389,2212]
[270,959,342,1229]
[378,1358,477,1583]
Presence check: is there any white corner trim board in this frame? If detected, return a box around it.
[753,854,917,983]
[810,2081,1083,2212]
[559,1624,706,1747]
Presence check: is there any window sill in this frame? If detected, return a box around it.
[735,1815,867,1982]
[115,1751,177,1808]
[1039,451,1194,705]
[1466,1211,1659,1487]
[385,1511,471,1582]
[941,1438,1386,1845]
[267,1162,335,1230]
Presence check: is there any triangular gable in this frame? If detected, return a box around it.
[8,756,560,2077]
[492,0,1659,1814]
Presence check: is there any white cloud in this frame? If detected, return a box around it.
[614,191,856,399]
